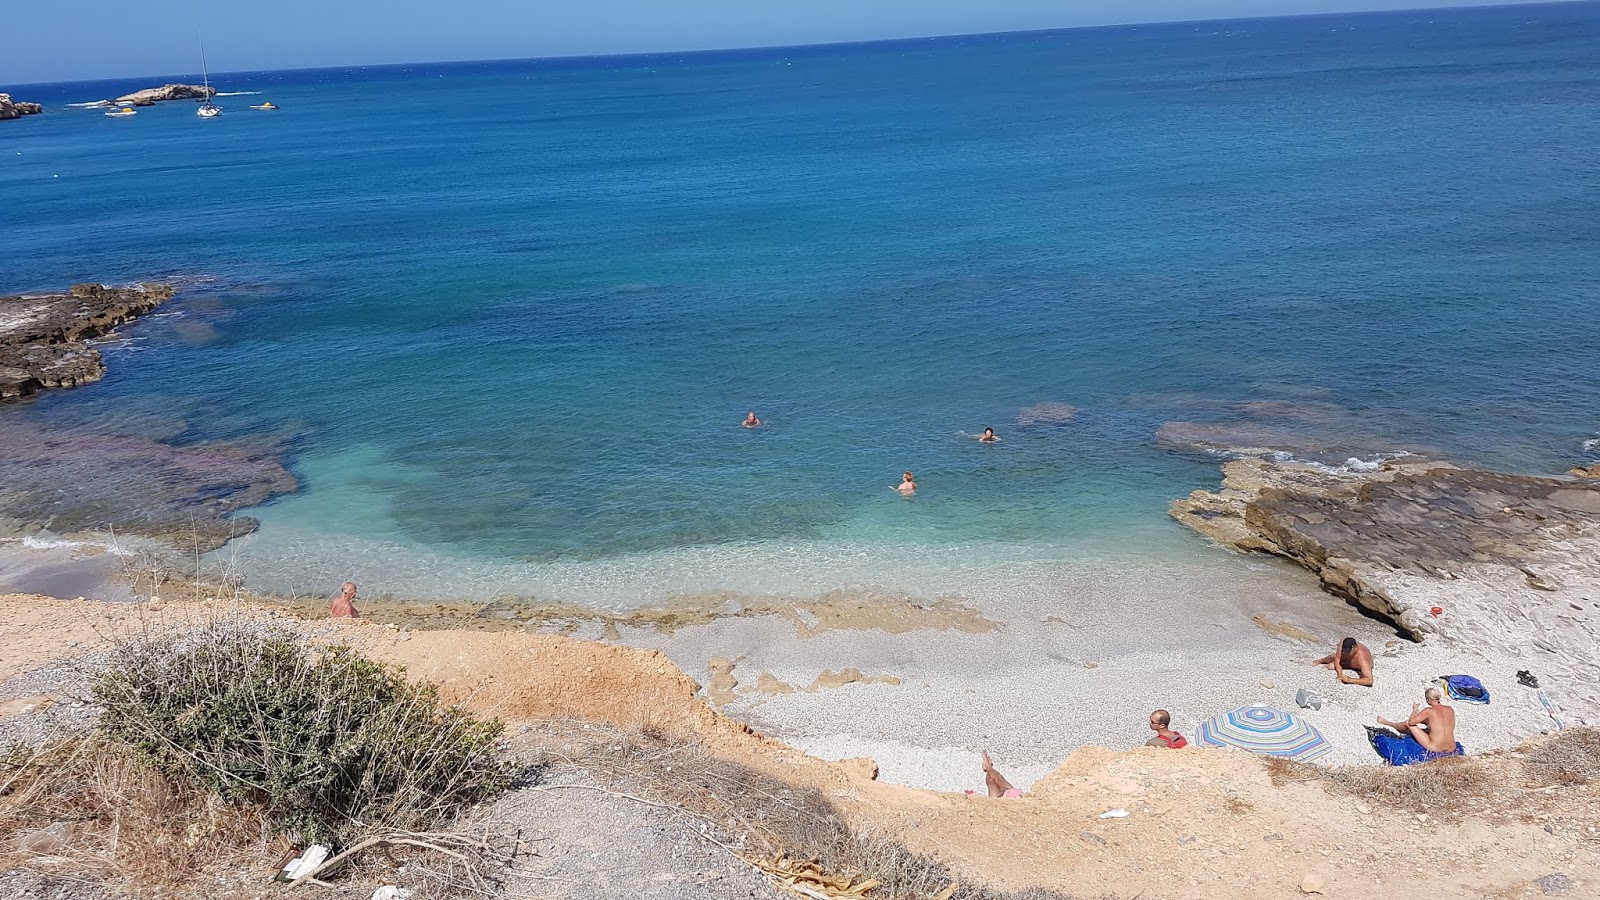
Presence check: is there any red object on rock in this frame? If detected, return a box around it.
[1430,606,1444,617]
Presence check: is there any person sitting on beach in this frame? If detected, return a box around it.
[1377,687,1457,756]
[980,750,1023,797]
[330,582,360,619]
[742,412,761,428]
[1312,637,1374,686]
[894,471,917,496]
[976,427,1000,443]
[1144,709,1188,748]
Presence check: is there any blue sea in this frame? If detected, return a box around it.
[3,3,1598,604]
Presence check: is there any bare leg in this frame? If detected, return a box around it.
[982,750,1016,798]
[1312,652,1336,667]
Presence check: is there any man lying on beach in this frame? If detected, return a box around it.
[979,750,1022,797]
[330,582,360,619]
[1378,687,1457,756]
[1145,709,1188,748]
[1312,637,1374,686]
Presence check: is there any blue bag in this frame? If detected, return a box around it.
[1439,674,1490,704]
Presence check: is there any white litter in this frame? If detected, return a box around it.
[1098,808,1130,819]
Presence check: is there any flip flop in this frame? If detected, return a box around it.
[1517,670,1539,688]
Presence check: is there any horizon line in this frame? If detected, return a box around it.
[4,0,1584,90]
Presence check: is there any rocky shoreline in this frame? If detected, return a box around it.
[0,283,175,400]
[0,94,43,120]
[112,83,215,106]
[1173,456,1600,718]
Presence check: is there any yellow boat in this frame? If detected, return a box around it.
[105,106,137,118]
[249,101,278,110]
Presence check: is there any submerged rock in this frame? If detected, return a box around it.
[0,423,297,551]
[0,283,175,399]
[0,94,44,120]
[112,83,216,106]
[1172,457,1600,717]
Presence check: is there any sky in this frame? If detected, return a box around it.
[3,0,1555,85]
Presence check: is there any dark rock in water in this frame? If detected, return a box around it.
[1172,457,1600,717]
[0,423,297,552]
[0,94,44,120]
[112,84,216,106]
[0,283,175,400]
[1015,402,1079,426]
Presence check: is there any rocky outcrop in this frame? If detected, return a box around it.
[0,94,44,120]
[1173,457,1600,714]
[112,84,215,106]
[0,283,175,399]
[0,423,296,551]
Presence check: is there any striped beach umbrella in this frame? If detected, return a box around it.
[1194,704,1332,762]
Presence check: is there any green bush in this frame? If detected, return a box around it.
[93,622,512,844]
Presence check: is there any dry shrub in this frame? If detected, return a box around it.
[1522,727,1600,787]
[93,620,513,845]
[529,721,1078,900]
[0,736,271,896]
[1320,755,1492,815]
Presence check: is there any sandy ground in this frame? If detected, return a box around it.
[1,592,1597,899]
[0,535,1572,795]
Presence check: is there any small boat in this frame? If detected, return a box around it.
[249,102,278,110]
[196,39,221,118]
[105,106,137,118]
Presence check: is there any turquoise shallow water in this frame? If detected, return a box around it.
[2,4,1598,602]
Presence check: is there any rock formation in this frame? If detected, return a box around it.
[0,94,44,120]
[1173,457,1600,714]
[112,84,216,106]
[0,423,296,551]
[0,283,175,399]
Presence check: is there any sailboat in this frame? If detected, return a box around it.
[196,38,220,118]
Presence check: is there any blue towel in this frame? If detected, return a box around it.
[1369,729,1464,766]
[1439,674,1490,704]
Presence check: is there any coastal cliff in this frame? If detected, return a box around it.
[0,94,43,120]
[1173,457,1600,714]
[0,282,175,399]
[112,83,215,106]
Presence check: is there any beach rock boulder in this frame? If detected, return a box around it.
[0,94,44,119]
[0,283,175,399]
[113,83,215,106]
[1172,456,1600,722]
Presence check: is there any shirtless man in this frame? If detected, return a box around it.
[1378,687,1457,755]
[976,427,1000,443]
[330,582,360,619]
[742,412,761,428]
[894,471,917,496]
[1312,637,1374,686]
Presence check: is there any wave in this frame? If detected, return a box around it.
[17,535,133,556]
[1585,437,1599,455]
[213,91,261,96]
[1266,450,1414,474]
[67,100,111,108]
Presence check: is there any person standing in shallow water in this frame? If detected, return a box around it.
[330,582,359,618]
[894,471,917,496]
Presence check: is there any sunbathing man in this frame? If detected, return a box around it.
[1378,687,1457,755]
[330,582,360,619]
[1312,637,1374,686]
[1145,709,1188,748]
[980,750,1022,797]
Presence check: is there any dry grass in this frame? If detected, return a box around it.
[0,735,273,897]
[1522,727,1600,787]
[522,720,1079,900]
[1262,752,1495,818]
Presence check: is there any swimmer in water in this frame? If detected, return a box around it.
[894,471,917,496]
[977,426,1000,443]
[742,412,761,428]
